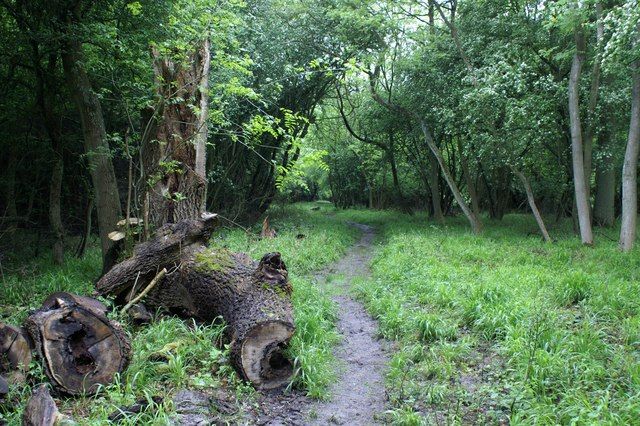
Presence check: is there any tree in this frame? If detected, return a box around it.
[619,21,640,252]
[568,26,594,245]
[60,3,122,261]
[143,39,211,230]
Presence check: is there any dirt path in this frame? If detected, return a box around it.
[244,223,388,425]
[307,222,388,425]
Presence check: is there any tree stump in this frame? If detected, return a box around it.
[96,214,296,389]
[24,294,131,395]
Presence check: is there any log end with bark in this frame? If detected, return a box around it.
[23,385,60,426]
[0,323,32,385]
[24,293,131,395]
[96,214,296,390]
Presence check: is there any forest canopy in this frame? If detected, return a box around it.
[1,0,640,424]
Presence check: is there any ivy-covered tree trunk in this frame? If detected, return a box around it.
[142,40,211,231]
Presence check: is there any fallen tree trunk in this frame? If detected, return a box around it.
[96,214,295,389]
[24,293,131,395]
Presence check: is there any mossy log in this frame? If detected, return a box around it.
[24,293,131,395]
[95,214,295,389]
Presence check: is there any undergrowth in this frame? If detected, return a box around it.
[0,202,356,423]
[337,209,640,425]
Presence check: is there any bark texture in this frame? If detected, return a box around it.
[619,24,640,252]
[23,385,60,426]
[143,40,211,231]
[0,323,32,384]
[428,151,445,222]
[61,37,122,261]
[24,293,131,395]
[568,30,594,245]
[96,215,295,389]
[513,169,552,242]
[594,123,615,227]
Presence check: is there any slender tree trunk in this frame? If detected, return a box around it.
[3,147,18,219]
[512,169,552,242]
[594,123,615,227]
[458,139,481,219]
[619,24,640,252]
[34,52,65,265]
[583,2,604,206]
[421,122,482,233]
[428,152,444,222]
[2,147,18,243]
[143,39,210,230]
[387,147,403,203]
[61,39,121,260]
[568,29,594,245]
[49,146,64,265]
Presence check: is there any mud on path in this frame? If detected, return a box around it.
[250,222,389,425]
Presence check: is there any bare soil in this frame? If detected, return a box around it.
[252,223,389,425]
[174,223,389,425]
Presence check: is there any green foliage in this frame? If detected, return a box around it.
[343,210,640,424]
[0,202,358,422]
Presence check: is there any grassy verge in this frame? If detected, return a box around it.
[0,202,357,423]
[338,210,640,424]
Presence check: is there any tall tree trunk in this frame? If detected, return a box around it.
[34,51,65,265]
[143,39,210,230]
[619,24,640,252]
[3,147,18,219]
[457,139,481,219]
[49,147,64,265]
[2,147,18,244]
[583,1,604,205]
[568,29,594,245]
[61,39,121,260]
[512,168,552,242]
[428,151,444,222]
[367,67,479,230]
[421,122,482,233]
[594,122,615,227]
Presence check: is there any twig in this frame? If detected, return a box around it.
[121,268,167,314]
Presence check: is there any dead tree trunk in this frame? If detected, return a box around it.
[24,292,131,395]
[142,40,211,231]
[96,214,295,389]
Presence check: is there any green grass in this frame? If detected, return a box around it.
[337,210,640,425]
[0,202,357,423]
[3,204,639,424]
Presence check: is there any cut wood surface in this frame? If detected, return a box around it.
[96,214,295,389]
[24,294,131,395]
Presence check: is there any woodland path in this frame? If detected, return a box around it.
[309,222,388,425]
[252,222,389,425]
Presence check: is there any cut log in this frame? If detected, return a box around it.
[0,323,32,384]
[24,294,131,395]
[96,215,295,389]
[23,385,61,426]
